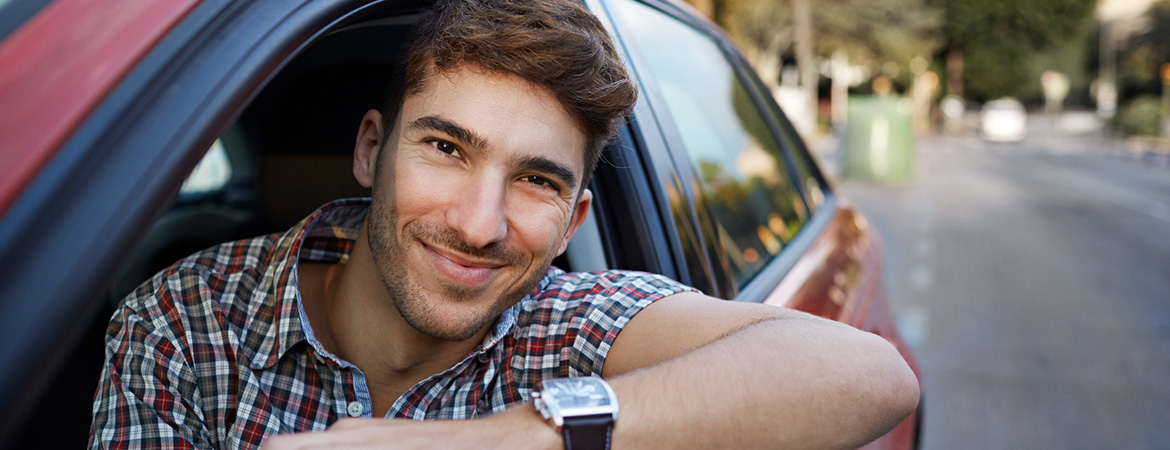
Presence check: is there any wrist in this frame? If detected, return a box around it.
[532,377,618,450]
[482,403,563,450]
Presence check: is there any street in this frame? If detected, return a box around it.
[828,132,1170,449]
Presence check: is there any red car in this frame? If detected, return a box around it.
[0,0,921,447]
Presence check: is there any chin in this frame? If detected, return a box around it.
[395,286,513,341]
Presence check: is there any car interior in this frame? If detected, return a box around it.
[16,10,610,448]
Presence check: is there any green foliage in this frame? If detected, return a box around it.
[1025,32,1094,106]
[713,0,1100,103]
[941,0,1096,50]
[721,0,943,85]
[961,36,1031,101]
[935,0,1097,102]
[721,0,793,59]
[1111,95,1164,136]
[1119,0,1170,101]
[811,0,944,68]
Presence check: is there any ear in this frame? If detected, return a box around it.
[555,188,594,257]
[353,109,385,188]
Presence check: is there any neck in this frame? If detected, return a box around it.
[298,227,491,409]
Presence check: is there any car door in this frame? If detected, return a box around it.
[0,0,428,446]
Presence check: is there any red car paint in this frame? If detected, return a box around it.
[0,0,199,216]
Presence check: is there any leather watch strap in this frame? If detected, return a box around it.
[561,413,613,450]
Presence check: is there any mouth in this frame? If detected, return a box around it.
[420,242,505,288]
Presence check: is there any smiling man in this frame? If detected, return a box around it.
[90,1,918,449]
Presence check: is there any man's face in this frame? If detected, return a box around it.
[360,66,591,342]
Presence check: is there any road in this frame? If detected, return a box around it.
[828,133,1170,449]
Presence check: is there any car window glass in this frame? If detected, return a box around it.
[179,139,232,195]
[613,0,807,287]
[789,141,825,212]
[744,67,825,214]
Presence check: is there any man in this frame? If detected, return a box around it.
[90,0,919,449]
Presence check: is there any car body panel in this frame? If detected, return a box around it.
[0,0,199,216]
[763,199,875,325]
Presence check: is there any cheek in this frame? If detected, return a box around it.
[506,197,573,253]
[391,163,453,217]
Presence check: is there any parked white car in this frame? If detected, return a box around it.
[981,98,1028,142]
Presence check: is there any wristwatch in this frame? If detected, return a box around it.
[532,376,619,450]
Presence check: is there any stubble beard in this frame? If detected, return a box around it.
[365,184,557,342]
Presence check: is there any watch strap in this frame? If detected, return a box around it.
[561,413,613,450]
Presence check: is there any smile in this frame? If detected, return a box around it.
[420,242,505,288]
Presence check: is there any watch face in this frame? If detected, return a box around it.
[544,378,613,409]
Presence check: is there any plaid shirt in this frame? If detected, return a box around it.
[89,199,691,449]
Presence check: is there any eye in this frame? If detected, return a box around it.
[523,175,557,190]
[426,138,460,157]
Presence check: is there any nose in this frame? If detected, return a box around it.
[445,173,508,249]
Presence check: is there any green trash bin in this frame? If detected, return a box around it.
[841,95,915,182]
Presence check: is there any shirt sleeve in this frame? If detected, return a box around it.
[566,271,695,377]
[89,280,211,450]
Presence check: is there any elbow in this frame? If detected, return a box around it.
[858,332,921,438]
[887,350,921,425]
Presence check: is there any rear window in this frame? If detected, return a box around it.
[612,0,809,287]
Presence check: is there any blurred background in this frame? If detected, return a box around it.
[681,0,1170,448]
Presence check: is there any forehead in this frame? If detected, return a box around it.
[400,66,588,171]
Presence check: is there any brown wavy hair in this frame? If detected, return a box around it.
[381,0,637,192]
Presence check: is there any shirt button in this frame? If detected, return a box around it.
[346,401,364,417]
[477,352,491,363]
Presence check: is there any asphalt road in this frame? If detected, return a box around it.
[831,134,1170,449]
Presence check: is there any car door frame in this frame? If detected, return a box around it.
[0,0,427,443]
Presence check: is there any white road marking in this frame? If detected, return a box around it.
[913,238,935,258]
[908,263,935,292]
[897,306,930,350]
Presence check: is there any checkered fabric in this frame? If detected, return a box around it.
[89,199,692,449]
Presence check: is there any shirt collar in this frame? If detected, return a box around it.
[479,267,557,351]
[248,198,370,369]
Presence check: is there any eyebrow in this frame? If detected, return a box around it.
[515,155,578,192]
[407,115,489,150]
[407,114,580,191]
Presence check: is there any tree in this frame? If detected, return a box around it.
[713,0,942,89]
[1119,0,1170,99]
[934,0,1097,102]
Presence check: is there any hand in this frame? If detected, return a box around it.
[260,405,560,450]
[261,418,469,450]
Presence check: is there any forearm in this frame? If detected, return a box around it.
[606,316,920,450]
[263,405,561,450]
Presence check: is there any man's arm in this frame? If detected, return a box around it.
[262,292,918,450]
[601,292,920,449]
[90,291,212,450]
